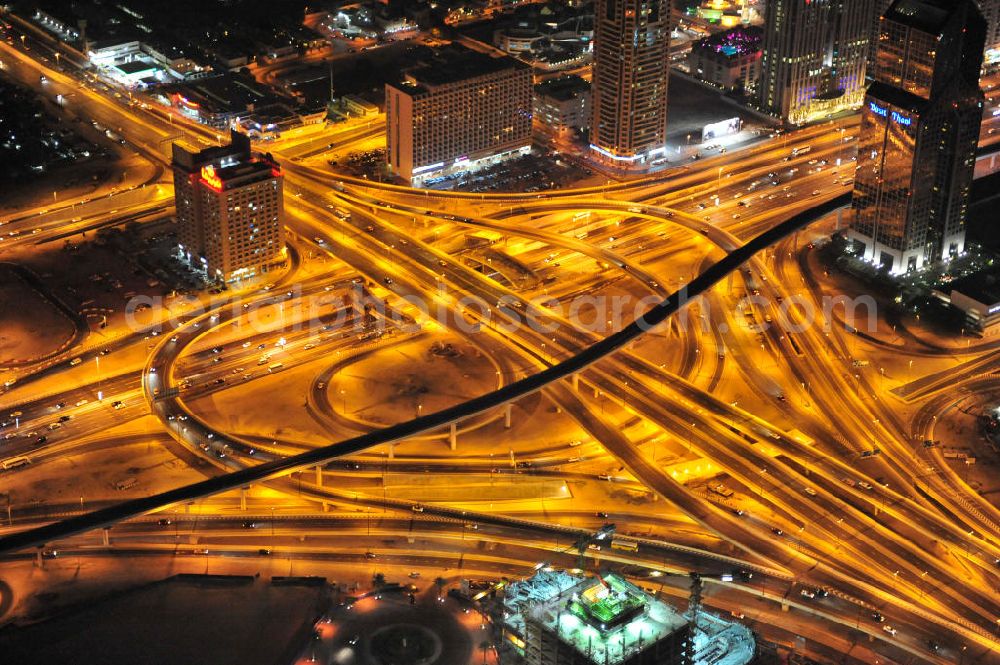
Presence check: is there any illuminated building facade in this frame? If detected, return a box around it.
[534,76,591,134]
[981,0,1000,64]
[849,0,986,274]
[590,0,670,167]
[688,26,762,92]
[385,46,532,186]
[757,0,874,124]
[172,130,285,282]
[503,571,691,665]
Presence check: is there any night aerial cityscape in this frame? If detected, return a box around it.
[1,0,1000,663]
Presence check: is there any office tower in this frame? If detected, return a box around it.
[758,0,874,124]
[980,0,1000,55]
[849,0,986,274]
[172,130,285,282]
[869,0,895,67]
[590,0,670,167]
[876,1,1000,65]
[385,45,532,186]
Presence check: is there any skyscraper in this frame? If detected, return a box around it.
[874,2,1000,65]
[758,0,874,124]
[979,0,1000,56]
[173,130,286,282]
[590,0,670,167]
[848,0,986,274]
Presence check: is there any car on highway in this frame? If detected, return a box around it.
[882,625,897,636]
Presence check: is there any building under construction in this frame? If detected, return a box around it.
[501,570,756,665]
[503,570,690,665]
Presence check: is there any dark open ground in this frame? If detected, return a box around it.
[0,574,326,665]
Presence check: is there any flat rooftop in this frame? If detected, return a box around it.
[886,0,953,34]
[0,575,326,665]
[535,75,589,101]
[392,46,527,94]
[116,60,158,75]
[509,571,688,665]
[948,273,1000,306]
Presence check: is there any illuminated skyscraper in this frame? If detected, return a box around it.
[873,1,1000,65]
[590,0,670,167]
[172,130,285,282]
[758,0,874,124]
[980,0,1000,57]
[849,0,986,274]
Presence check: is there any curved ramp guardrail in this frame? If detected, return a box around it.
[0,195,850,555]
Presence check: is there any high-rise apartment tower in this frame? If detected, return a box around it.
[590,0,670,167]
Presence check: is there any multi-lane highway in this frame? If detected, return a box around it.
[2,15,1000,664]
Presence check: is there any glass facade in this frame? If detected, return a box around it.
[849,0,986,274]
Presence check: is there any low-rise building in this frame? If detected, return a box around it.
[503,571,691,665]
[343,95,380,117]
[687,26,762,92]
[533,75,590,133]
[935,274,1000,334]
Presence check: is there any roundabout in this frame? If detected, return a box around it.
[336,598,471,665]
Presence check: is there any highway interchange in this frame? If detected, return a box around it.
[2,14,1000,665]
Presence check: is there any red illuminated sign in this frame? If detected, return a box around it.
[200,165,223,190]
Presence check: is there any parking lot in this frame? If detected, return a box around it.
[424,150,591,193]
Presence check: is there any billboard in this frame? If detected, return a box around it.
[701,117,742,142]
